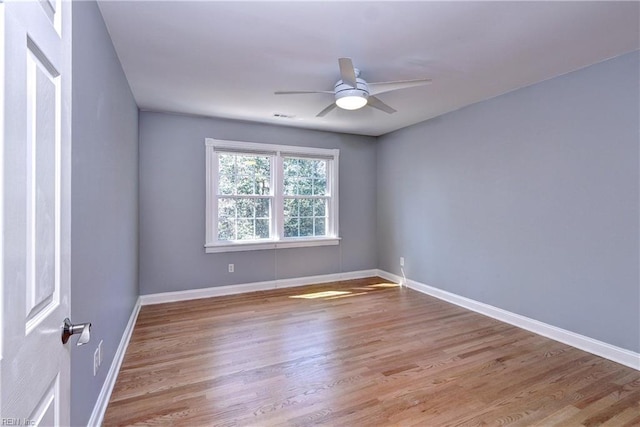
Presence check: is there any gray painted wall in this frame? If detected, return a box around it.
[71,2,139,425]
[377,51,640,352]
[138,112,377,295]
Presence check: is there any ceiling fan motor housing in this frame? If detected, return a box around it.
[334,78,369,109]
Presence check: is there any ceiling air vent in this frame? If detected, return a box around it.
[273,113,295,119]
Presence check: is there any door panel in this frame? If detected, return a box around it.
[1,0,71,425]
[30,376,59,426]
[25,39,60,329]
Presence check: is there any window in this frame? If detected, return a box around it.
[283,157,329,238]
[216,152,272,241]
[205,138,339,252]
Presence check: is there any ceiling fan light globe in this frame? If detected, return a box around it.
[336,95,368,110]
[334,78,370,111]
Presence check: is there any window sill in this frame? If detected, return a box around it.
[205,237,341,253]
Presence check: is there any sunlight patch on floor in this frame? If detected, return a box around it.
[368,282,400,288]
[288,282,399,300]
[325,292,369,300]
[289,290,351,299]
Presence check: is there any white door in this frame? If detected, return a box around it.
[1,0,72,425]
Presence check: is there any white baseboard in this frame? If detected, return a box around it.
[139,269,379,306]
[376,269,639,371]
[87,298,142,427]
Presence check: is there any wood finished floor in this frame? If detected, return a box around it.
[104,277,640,426]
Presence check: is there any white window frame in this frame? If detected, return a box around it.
[205,138,340,253]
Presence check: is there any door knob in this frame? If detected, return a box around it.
[61,318,91,346]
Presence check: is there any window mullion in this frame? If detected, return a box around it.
[326,159,332,237]
[273,154,283,240]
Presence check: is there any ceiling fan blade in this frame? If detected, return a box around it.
[368,78,432,96]
[275,90,333,95]
[367,96,397,114]
[316,102,337,117]
[338,58,358,88]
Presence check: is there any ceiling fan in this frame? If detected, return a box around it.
[275,58,432,117]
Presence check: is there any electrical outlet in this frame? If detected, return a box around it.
[98,340,103,366]
[228,263,234,273]
[400,257,405,267]
[93,347,99,376]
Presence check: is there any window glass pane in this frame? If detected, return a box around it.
[255,219,270,239]
[315,161,326,178]
[255,156,270,176]
[284,198,298,217]
[314,218,326,236]
[236,219,254,240]
[236,199,254,218]
[284,177,297,196]
[300,218,314,237]
[313,199,326,217]
[256,198,270,218]
[284,217,299,238]
[218,218,235,241]
[300,159,321,177]
[256,176,270,195]
[218,198,236,218]
[283,158,299,177]
[218,154,236,176]
[236,176,254,195]
[299,198,313,217]
[219,174,235,195]
[313,178,327,196]
[237,156,256,175]
[298,178,313,195]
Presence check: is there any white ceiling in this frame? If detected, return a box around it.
[97,1,639,137]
